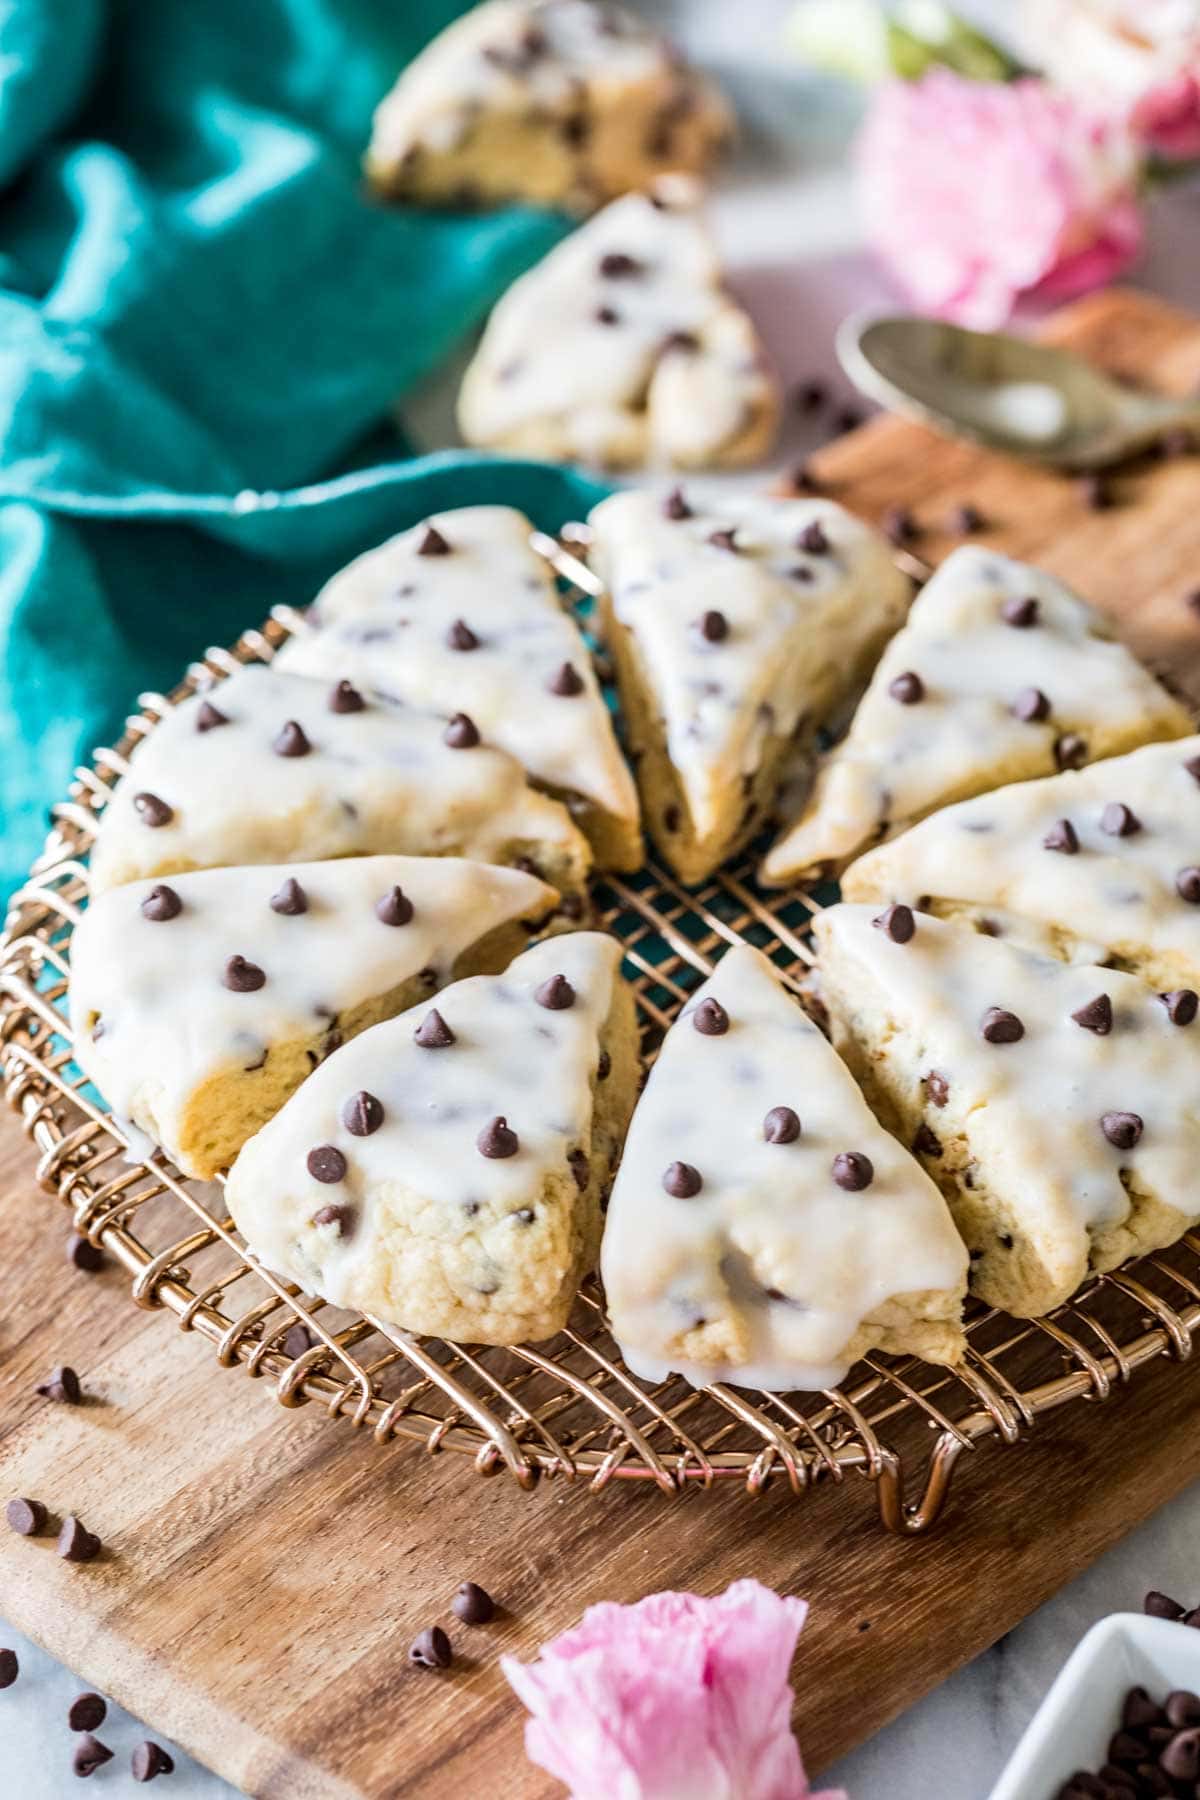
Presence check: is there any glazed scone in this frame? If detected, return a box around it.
[844,735,1200,994]
[69,857,559,1180]
[761,547,1191,886]
[226,933,640,1346]
[457,178,779,470]
[587,487,910,883]
[366,0,733,212]
[89,665,591,900]
[601,945,967,1391]
[275,506,641,870]
[815,903,1200,1318]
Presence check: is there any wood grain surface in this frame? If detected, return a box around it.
[5,288,1200,1800]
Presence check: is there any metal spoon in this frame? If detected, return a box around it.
[837,312,1200,469]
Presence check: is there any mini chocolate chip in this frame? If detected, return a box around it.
[1072,994,1113,1035]
[599,251,641,278]
[1043,818,1079,855]
[597,1050,611,1081]
[270,876,307,915]
[66,1234,105,1273]
[446,618,479,652]
[342,1091,384,1137]
[283,1323,316,1359]
[1177,867,1200,903]
[415,1009,455,1048]
[0,1649,16,1689]
[375,885,414,926]
[535,974,575,1010]
[662,487,692,520]
[763,1106,800,1144]
[888,671,924,705]
[1077,473,1112,511]
[444,712,479,748]
[948,502,984,534]
[311,1203,353,1233]
[6,1498,47,1536]
[1160,1729,1200,1781]
[195,699,229,732]
[307,1145,347,1184]
[1101,1110,1143,1149]
[133,792,173,828]
[1002,595,1039,628]
[141,884,182,922]
[696,609,728,643]
[57,1516,101,1562]
[926,1070,950,1107]
[68,1694,107,1733]
[832,1151,873,1191]
[595,304,620,325]
[37,1364,81,1403]
[478,1115,518,1159]
[453,1581,495,1625]
[692,997,729,1036]
[409,1626,452,1669]
[568,1149,589,1191]
[1055,733,1088,770]
[73,1734,113,1776]
[131,1742,174,1783]
[873,903,914,943]
[707,528,738,553]
[798,520,829,554]
[663,1160,702,1198]
[1101,801,1141,837]
[417,524,451,556]
[1159,988,1199,1025]
[549,662,584,696]
[1145,1590,1185,1619]
[223,954,266,992]
[272,719,311,758]
[329,679,365,714]
[1012,686,1050,722]
[882,505,917,545]
[981,1006,1024,1044]
[912,1122,942,1157]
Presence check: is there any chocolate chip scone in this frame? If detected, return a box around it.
[225,932,639,1346]
[69,856,559,1180]
[366,0,732,212]
[275,506,641,871]
[587,487,910,883]
[457,178,778,470]
[843,733,1200,994]
[815,903,1200,1319]
[89,665,592,901]
[761,547,1191,886]
[601,945,966,1391]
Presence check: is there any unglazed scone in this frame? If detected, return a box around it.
[89,665,591,900]
[366,0,733,212]
[457,178,779,470]
[844,735,1200,994]
[601,945,966,1390]
[815,903,1200,1318]
[275,506,640,870]
[226,933,640,1346]
[587,487,910,882]
[69,857,559,1180]
[761,547,1191,886]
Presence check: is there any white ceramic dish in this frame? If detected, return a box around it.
[990,1612,1200,1798]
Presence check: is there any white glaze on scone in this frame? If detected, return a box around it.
[762,547,1191,885]
[69,857,559,1178]
[366,0,732,211]
[275,506,640,870]
[843,733,1200,993]
[88,664,591,897]
[815,903,1200,1318]
[225,933,640,1346]
[457,178,778,469]
[587,487,910,881]
[601,945,967,1390]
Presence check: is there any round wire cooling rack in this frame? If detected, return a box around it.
[3,530,1200,1539]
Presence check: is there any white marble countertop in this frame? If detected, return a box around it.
[5,3,1200,1795]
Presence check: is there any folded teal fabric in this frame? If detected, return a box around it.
[0,0,610,900]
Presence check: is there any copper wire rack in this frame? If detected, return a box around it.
[3,534,1200,1539]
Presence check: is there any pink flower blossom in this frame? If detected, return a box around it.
[857,70,1144,329]
[501,1578,843,1800]
[1020,1,1200,160]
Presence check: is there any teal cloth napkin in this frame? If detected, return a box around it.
[0,0,611,901]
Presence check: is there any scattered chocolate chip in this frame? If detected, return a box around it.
[1145,1590,1185,1619]
[307,1145,347,1184]
[223,954,266,993]
[282,1323,316,1359]
[342,1091,384,1137]
[270,876,307,915]
[873,903,915,943]
[888,671,924,705]
[453,1581,495,1625]
[1072,993,1114,1035]
[133,792,173,829]
[66,1234,105,1273]
[1101,1110,1143,1149]
[981,1007,1024,1044]
[1012,686,1050,723]
[131,1742,174,1783]
[37,1365,81,1403]
[73,1735,113,1777]
[0,1649,17,1688]
[1043,818,1079,855]
[444,712,479,748]
[926,1070,950,1107]
[477,1115,518,1159]
[329,679,365,713]
[763,1106,800,1144]
[1159,988,1198,1026]
[948,502,984,535]
[141,884,182,922]
[409,1626,452,1670]
[598,251,641,278]
[1101,801,1141,837]
[6,1498,47,1536]
[311,1203,353,1233]
[881,505,917,545]
[594,304,620,326]
[375,885,414,926]
[549,662,584,696]
[695,609,728,643]
[195,699,228,732]
[662,487,692,520]
[57,1516,101,1562]
[272,720,311,758]
[1177,867,1200,904]
[798,520,829,555]
[567,1149,589,1191]
[832,1151,873,1191]
[707,528,738,552]
[1077,473,1112,511]
[1161,1730,1200,1781]
[912,1123,943,1158]
[692,997,729,1036]
[415,1009,454,1048]
[535,974,575,1011]
[1001,595,1039,628]
[663,1160,702,1198]
[68,1694,107,1733]
[417,525,451,556]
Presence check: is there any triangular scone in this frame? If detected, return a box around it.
[844,735,1200,994]
[69,857,559,1180]
[88,665,591,900]
[366,0,732,212]
[275,506,641,871]
[762,547,1191,886]
[457,179,778,470]
[815,903,1200,1318]
[226,933,640,1346]
[587,488,910,883]
[601,945,966,1391]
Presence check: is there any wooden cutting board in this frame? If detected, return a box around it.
[5,287,1200,1800]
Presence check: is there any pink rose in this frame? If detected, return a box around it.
[857,70,1144,329]
[1020,0,1200,160]
[501,1578,844,1800]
